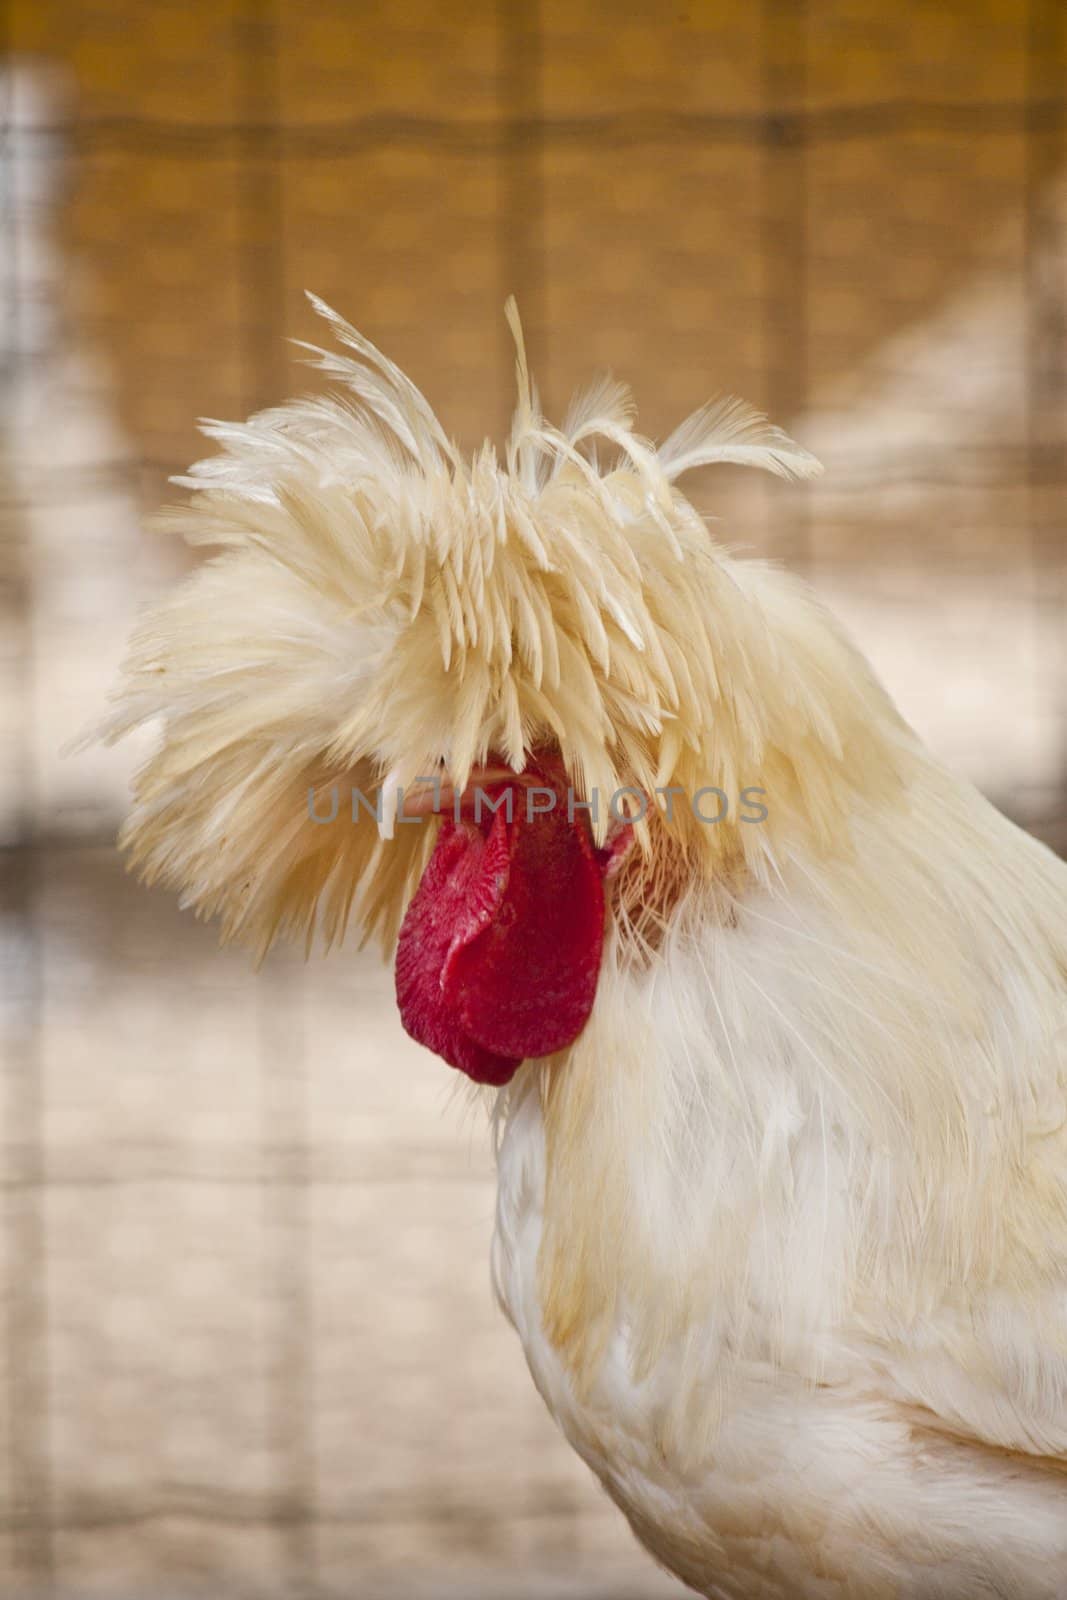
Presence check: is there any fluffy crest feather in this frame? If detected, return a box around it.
[99,296,898,962]
[659,394,824,482]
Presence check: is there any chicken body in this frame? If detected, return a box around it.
[497,1153,1067,1600]
[497,1135,1067,1598]
[492,774,1067,1597]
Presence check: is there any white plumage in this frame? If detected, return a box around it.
[102,298,1067,1597]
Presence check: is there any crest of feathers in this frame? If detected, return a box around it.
[101,294,908,960]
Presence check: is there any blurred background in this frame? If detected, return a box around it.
[0,2,1065,1597]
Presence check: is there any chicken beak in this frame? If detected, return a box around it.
[399,766,520,820]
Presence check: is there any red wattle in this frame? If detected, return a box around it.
[394,768,609,1086]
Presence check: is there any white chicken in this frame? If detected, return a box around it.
[103,297,1067,1598]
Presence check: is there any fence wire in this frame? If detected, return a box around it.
[1,3,1065,1598]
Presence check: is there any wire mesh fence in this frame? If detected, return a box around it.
[1,2,1065,1597]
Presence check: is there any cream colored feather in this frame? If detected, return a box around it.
[102,294,864,957]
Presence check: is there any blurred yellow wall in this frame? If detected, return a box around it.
[10,0,1063,507]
